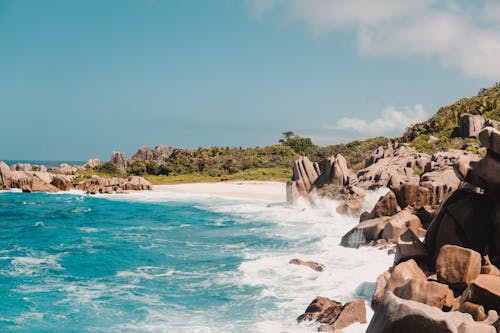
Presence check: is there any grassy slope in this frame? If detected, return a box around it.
[402,85,500,153]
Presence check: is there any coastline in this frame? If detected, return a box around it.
[96,180,288,202]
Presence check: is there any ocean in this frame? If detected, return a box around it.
[0,189,393,332]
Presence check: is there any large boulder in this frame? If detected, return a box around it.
[365,191,401,220]
[111,151,128,171]
[51,174,75,191]
[287,156,319,201]
[30,176,58,193]
[394,229,428,266]
[297,297,341,323]
[394,184,432,210]
[381,209,423,243]
[318,299,366,331]
[0,161,13,189]
[393,278,455,310]
[425,189,494,267]
[84,158,100,169]
[372,259,427,308]
[298,297,366,331]
[453,113,500,138]
[436,245,481,290]
[131,145,172,163]
[367,292,495,333]
[340,217,390,248]
[314,154,354,188]
[419,168,460,206]
[462,274,500,312]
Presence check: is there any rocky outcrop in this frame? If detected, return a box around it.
[313,154,355,188]
[341,208,423,248]
[286,156,319,201]
[298,297,366,331]
[452,113,500,138]
[0,161,13,189]
[425,128,500,269]
[436,245,481,290]
[462,275,500,312]
[367,292,495,333]
[111,151,129,171]
[131,145,172,163]
[75,175,152,194]
[358,144,426,189]
[0,161,151,194]
[84,159,100,169]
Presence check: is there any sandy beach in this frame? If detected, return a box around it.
[152,181,286,202]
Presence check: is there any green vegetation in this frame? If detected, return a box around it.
[402,85,500,152]
[74,84,500,184]
[145,167,292,184]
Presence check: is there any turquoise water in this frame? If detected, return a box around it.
[0,190,393,332]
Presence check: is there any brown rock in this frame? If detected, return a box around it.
[297,297,341,323]
[318,299,366,331]
[479,126,500,155]
[30,177,58,193]
[393,279,455,310]
[51,174,74,191]
[414,205,438,229]
[372,259,427,309]
[366,292,495,333]
[465,151,500,193]
[381,209,423,242]
[0,161,13,189]
[369,191,401,218]
[436,245,481,289]
[394,184,432,209]
[462,274,500,312]
[394,229,428,266]
[372,270,391,309]
[424,189,493,267]
[340,217,390,248]
[420,168,460,206]
[289,258,324,272]
[459,301,487,321]
[111,151,128,170]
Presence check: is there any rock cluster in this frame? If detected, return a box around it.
[297,297,367,331]
[0,161,151,194]
[452,113,500,138]
[75,175,152,194]
[131,145,172,163]
[365,127,500,332]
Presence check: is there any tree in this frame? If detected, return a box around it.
[279,130,295,143]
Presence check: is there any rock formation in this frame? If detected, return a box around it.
[111,151,129,170]
[297,297,367,331]
[361,127,500,332]
[0,160,151,194]
[452,113,500,138]
[131,145,172,163]
[84,158,100,169]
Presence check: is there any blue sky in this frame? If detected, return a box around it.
[1,0,499,160]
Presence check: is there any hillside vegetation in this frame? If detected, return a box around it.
[402,84,500,153]
[80,84,500,183]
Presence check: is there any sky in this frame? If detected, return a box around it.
[1,0,499,161]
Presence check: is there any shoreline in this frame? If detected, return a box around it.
[150,180,286,202]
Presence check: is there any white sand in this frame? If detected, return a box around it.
[152,181,286,202]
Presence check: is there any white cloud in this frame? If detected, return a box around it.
[246,0,500,79]
[330,104,428,136]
